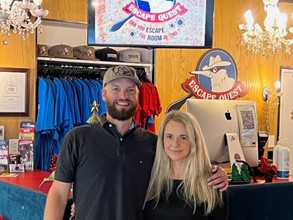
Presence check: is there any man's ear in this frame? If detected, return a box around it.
[102,88,106,101]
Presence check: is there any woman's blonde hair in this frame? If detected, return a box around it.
[144,110,223,215]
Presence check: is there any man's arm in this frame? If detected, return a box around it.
[207,165,228,192]
[44,180,72,220]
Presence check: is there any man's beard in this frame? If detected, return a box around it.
[106,99,137,121]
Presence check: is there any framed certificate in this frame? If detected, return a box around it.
[0,68,29,116]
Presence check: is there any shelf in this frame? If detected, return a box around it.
[37,56,153,82]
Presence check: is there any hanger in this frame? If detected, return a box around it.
[137,68,151,83]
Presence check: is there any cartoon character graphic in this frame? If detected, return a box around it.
[191,55,235,93]
[138,0,175,13]
[166,49,248,112]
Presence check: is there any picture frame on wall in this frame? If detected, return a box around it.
[0,68,29,116]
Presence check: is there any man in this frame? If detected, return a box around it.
[44,65,228,220]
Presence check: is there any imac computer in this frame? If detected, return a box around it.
[186,99,259,168]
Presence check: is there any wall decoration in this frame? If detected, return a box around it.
[88,0,215,48]
[167,48,248,111]
[0,69,29,116]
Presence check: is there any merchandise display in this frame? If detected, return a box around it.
[35,65,160,171]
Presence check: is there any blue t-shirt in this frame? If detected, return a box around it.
[76,79,91,125]
[67,80,81,126]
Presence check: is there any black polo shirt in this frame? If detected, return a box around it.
[55,114,157,220]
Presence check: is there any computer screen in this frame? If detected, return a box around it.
[87,0,214,48]
[186,99,259,167]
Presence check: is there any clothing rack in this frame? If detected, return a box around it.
[37,57,153,82]
[37,58,151,81]
[37,63,104,79]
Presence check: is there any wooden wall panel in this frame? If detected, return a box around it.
[42,0,87,23]
[0,34,36,140]
[155,0,293,140]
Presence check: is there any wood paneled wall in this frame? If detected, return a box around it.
[42,0,87,23]
[155,0,293,139]
[0,34,36,140]
[1,0,292,141]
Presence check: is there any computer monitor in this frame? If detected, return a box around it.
[186,99,259,167]
[87,0,215,48]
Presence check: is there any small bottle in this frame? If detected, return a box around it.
[276,145,290,179]
[273,140,282,167]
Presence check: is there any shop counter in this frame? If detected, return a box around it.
[0,171,71,220]
[0,171,293,220]
[228,177,293,220]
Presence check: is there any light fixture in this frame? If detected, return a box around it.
[239,0,293,54]
[0,0,48,43]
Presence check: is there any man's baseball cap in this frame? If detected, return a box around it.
[95,47,119,61]
[48,44,74,59]
[103,65,141,87]
[138,48,153,63]
[37,44,49,57]
[73,45,98,60]
[95,47,118,62]
[118,49,141,63]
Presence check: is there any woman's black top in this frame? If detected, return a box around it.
[144,180,229,220]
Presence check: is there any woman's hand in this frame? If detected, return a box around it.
[207,165,228,192]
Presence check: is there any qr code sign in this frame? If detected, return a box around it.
[240,110,254,130]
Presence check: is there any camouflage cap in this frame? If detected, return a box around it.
[73,45,98,60]
[48,44,74,59]
[37,44,49,57]
[103,65,141,87]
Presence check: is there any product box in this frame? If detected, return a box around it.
[0,164,8,173]
[9,154,25,173]
[20,121,35,129]
[19,126,35,141]
[9,139,19,155]
[0,140,8,150]
[18,122,35,171]
[0,140,8,173]
[0,126,4,141]
[18,133,35,141]
[18,140,34,170]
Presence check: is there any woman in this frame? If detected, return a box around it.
[143,110,229,220]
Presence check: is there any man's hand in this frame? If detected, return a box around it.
[207,165,228,192]
[70,203,76,220]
